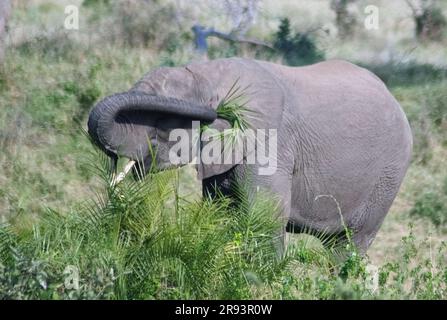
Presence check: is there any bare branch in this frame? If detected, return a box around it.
[192,24,274,55]
[209,29,274,49]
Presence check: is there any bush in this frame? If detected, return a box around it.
[410,190,447,228]
[273,18,324,66]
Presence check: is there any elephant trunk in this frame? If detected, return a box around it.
[87,91,217,159]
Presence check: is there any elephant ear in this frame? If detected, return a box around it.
[197,119,245,180]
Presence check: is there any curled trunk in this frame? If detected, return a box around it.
[88,91,217,160]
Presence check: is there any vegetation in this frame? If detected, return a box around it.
[330,0,357,38]
[0,150,286,299]
[410,177,447,229]
[1,150,446,299]
[406,0,447,41]
[273,18,325,66]
[0,0,446,299]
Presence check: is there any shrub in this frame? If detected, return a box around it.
[410,191,447,227]
[273,18,324,66]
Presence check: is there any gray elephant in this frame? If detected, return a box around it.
[88,57,412,254]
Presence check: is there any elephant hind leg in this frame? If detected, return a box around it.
[350,167,403,254]
[287,167,404,256]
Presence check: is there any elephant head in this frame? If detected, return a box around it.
[87,90,218,181]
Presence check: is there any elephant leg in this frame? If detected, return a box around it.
[202,165,292,257]
[202,166,238,199]
[256,172,292,257]
[350,167,402,255]
[230,167,291,257]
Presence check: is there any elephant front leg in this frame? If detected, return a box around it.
[202,165,292,256]
[264,173,292,257]
[244,170,292,257]
[202,166,238,199]
[242,169,293,257]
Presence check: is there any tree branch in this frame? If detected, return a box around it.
[192,24,274,55]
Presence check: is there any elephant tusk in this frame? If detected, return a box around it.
[110,160,136,187]
[110,157,117,186]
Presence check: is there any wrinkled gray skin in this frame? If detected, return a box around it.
[88,58,412,254]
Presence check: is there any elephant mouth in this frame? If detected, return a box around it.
[110,136,160,186]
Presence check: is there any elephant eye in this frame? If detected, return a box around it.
[156,117,182,140]
[156,127,170,140]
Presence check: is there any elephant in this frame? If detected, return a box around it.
[87,57,412,254]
